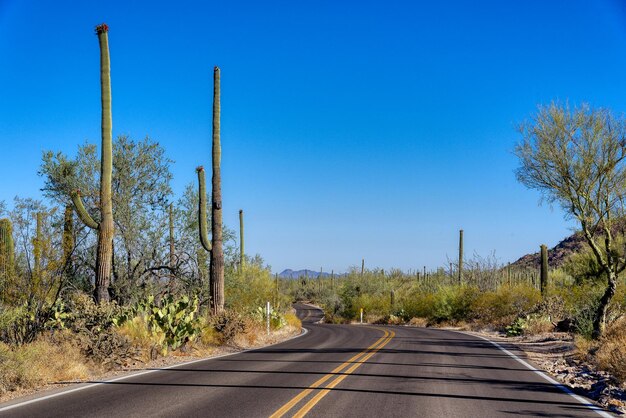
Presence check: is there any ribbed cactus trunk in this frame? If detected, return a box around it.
[71,24,114,303]
[210,66,224,314]
[0,219,15,287]
[33,212,43,291]
[361,259,364,277]
[239,209,244,271]
[195,67,225,313]
[540,244,548,297]
[458,229,464,283]
[94,24,114,304]
[169,202,175,287]
[62,205,74,271]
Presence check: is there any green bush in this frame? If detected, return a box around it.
[0,304,39,345]
[470,285,540,326]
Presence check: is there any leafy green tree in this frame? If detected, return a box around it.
[515,103,626,338]
[40,136,174,304]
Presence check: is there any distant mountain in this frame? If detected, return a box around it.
[278,269,337,279]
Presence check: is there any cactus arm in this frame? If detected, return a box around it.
[71,190,99,230]
[196,167,212,252]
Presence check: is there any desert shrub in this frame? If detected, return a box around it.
[506,317,525,336]
[408,317,428,327]
[252,306,287,330]
[595,317,626,383]
[225,265,291,313]
[0,332,89,395]
[65,293,136,369]
[471,285,540,327]
[210,310,248,344]
[530,295,567,322]
[373,314,404,325]
[429,285,479,323]
[524,314,554,334]
[0,305,39,345]
[319,294,345,323]
[283,312,302,329]
[563,246,604,285]
[400,293,437,319]
[116,316,164,361]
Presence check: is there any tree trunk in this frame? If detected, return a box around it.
[592,270,617,339]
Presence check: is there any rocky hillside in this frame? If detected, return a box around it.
[511,231,586,269]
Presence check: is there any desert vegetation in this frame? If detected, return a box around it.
[0,24,298,398]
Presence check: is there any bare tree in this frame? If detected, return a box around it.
[515,102,626,338]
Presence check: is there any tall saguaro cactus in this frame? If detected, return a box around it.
[197,66,224,314]
[540,244,548,296]
[169,202,175,287]
[239,209,244,271]
[458,229,464,283]
[61,205,75,283]
[71,23,114,303]
[33,212,43,289]
[0,219,15,285]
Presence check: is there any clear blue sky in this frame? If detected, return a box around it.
[1,0,626,273]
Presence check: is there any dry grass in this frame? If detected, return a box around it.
[116,316,165,361]
[284,312,302,329]
[408,317,428,327]
[0,331,90,396]
[595,317,626,383]
[523,315,554,335]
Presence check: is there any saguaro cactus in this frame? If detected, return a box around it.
[458,229,464,283]
[32,212,43,288]
[0,219,15,283]
[70,23,114,303]
[540,244,548,296]
[62,205,74,269]
[169,202,175,286]
[61,204,75,286]
[239,209,244,271]
[197,66,224,314]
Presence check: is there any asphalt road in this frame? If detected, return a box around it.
[0,303,610,417]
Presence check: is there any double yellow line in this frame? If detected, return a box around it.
[270,327,395,418]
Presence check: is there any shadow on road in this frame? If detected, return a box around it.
[71,380,594,412]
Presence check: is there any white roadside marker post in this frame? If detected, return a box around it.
[360,307,363,324]
[266,301,271,335]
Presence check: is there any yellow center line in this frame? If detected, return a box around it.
[291,330,395,418]
[269,328,390,418]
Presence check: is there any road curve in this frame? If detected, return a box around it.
[0,303,610,417]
